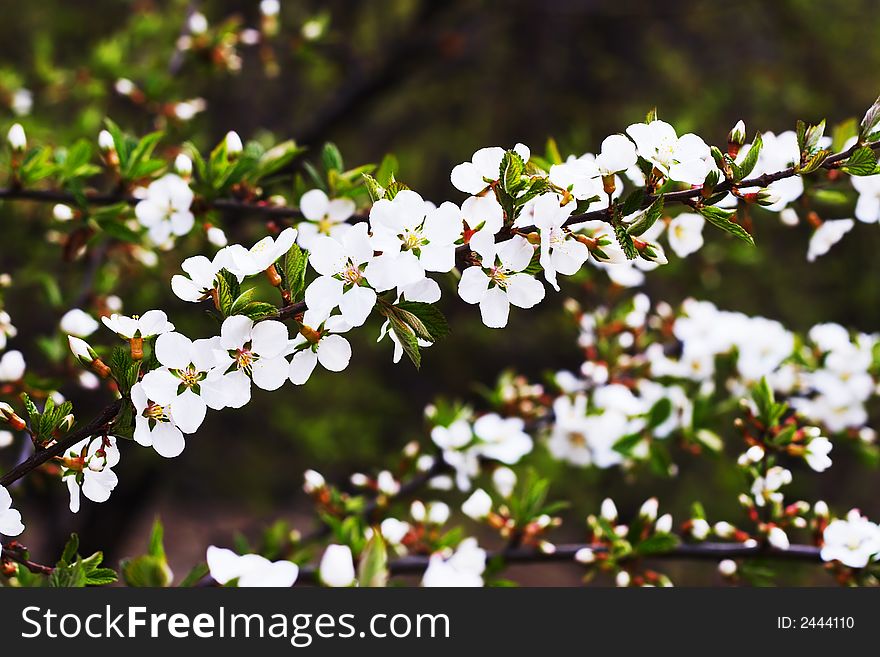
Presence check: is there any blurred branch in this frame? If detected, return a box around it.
[0,398,124,488]
[296,541,823,583]
[0,541,54,575]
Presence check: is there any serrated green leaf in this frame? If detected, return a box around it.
[241,302,279,320]
[840,146,878,176]
[395,302,450,341]
[282,243,309,299]
[362,173,385,202]
[698,206,754,245]
[388,315,420,369]
[499,150,525,195]
[626,195,663,236]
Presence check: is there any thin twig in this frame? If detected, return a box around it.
[0,398,124,488]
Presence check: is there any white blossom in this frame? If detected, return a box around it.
[820,510,880,568]
[531,193,588,291]
[0,350,25,382]
[225,227,298,276]
[450,143,529,195]
[135,174,195,245]
[458,236,545,328]
[212,316,290,407]
[131,382,187,458]
[666,212,705,258]
[288,310,352,385]
[625,120,712,184]
[472,413,533,464]
[60,308,100,337]
[297,189,355,249]
[63,436,120,513]
[807,219,854,262]
[207,546,299,587]
[101,310,174,340]
[319,544,356,587]
[422,538,486,587]
[305,223,378,327]
[0,485,25,547]
[462,488,492,520]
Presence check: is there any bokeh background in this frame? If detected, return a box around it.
[1,0,879,584]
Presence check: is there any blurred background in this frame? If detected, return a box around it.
[1,0,879,584]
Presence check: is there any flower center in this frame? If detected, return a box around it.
[341,263,363,285]
[402,229,424,251]
[235,348,255,370]
[318,217,334,234]
[568,431,588,448]
[144,401,169,422]
[176,365,204,388]
[489,267,508,288]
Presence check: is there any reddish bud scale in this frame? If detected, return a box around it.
[92,358,111,378]
[807,211,823,228]
[6,413,26,432]
[129,336,144,361]
[265,264,283,287]
[727,142,741,159]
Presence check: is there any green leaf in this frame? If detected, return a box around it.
[121,555,173,587]
[646,397,672,429]
[620,188,646,217]
[797,149,829,174]
[698,206,754,246]
[179,563,210,587]
[613,221,637,259]
[49,561,87,588]
[358,532,389,587]
[636,533,680,555]
[59,533,80,566]
[322,142,344,173]
[733,132,762,180]
[860,95,880,140]
[240,302,279,321]
[362,173,385,202]
[282,243,309,300]
[384,180,409,200]
[148,518,166,560]
[214,269,237,316]
[499,150,525,195]
[20,392,40,429]
[840,146,879,176]
[832,117,859,152]
[395,302,450,341]
[387,315,420,369]
[626,195,663,236]
[375,153,398,187]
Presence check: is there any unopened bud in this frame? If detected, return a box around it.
[98,129,115,152]
[655,513,673,534]
[53,204,75,222]
[728,120,746,158]
[600,498,618,522]
[756,188,780,207]
[7,123,26,152]
[574,547,595,564]
[224,131,243,158]
[602,174,616,195]
[639,497,659,522]
[691,518,710,540]
[0,402,26,432]
[714,521,736,538]
[718,559,737,577]
[813,500,829,517]
[615,570,631,587]
[174,153,193,178]
[303,469,325,493]
[768,526,790,550]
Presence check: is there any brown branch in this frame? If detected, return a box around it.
[558,137,880,229]
[1,541,54,575]
[295,541,823,583]
[0,398,125,488]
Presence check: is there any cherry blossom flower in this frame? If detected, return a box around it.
[0,311,17,351]
[366,191,461,290]
[60,308,99,337]
[226,227,298,276]
[626,120,713,184]
[804,435,833,472]
[768,526,790,550]
[744,131,803,211]
[595,134,638,176]
[212,315,290,407]
[851,174,880,223]
[666,212,705,258]
[422,538,486,587]
[0,485,24,548]
[101,310,174,339]
[135,173,195,245]
[458,236,545,328]
[462,488,492,520]
[288,310,353,385]
[131,382,187,458]
[450,143,530,195]
[141,332,228,432]
[319,544,356,587]
[305,223,378,327]
[63,436,120,513]
[531,193,589,291]
[461,194,505,261]
[7,123,25,151]
[472,413,533,464]
[820,510,880,568]
[807,218,854,262]
[296,189,355,249]
[171,249,240,303]
[207,546,299,587]
[0,350,25,382]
